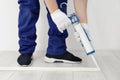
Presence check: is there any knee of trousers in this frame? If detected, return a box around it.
[18,0,40,10]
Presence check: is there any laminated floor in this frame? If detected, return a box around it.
[0,50,100,71]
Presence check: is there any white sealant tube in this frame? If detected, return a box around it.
[74,23,95,55]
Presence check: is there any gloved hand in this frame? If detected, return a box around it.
[51,9,71,33]
[74,23,91,42]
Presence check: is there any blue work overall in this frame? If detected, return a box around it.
[18,0,68,55]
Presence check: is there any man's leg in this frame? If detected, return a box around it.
[17,0,40,65]
[74,0,88,23]
[47,0,68,55]
[45,0,82,63]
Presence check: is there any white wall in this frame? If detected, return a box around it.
[0,0,120,51]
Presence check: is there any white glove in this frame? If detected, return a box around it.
[51,9,71,33]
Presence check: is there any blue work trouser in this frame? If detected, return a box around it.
[18,0,68,55]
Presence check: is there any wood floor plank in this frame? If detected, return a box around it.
[95,51,120,80]
[73,72,106,80]
[41,72,73,80]
[0,71,14,80]
[8,71,43,80]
